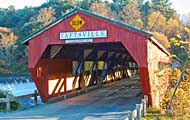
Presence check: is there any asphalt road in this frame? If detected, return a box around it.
[0,78,142,120]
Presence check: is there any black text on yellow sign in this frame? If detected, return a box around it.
[70,15,86,31]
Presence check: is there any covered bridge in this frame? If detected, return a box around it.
[22,8,170,106]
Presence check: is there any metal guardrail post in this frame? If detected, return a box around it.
[6,95,10,112]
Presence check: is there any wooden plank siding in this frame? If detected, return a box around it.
[22,8,170,105]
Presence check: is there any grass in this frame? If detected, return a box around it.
[142,108,190,120]
[0,90,20,111]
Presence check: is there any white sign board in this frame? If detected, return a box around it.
[65,39,93,43]
[60,30,107,40]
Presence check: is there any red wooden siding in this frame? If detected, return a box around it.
[25,9,170,105]
[30,59,72,102]
[28,11,149,68]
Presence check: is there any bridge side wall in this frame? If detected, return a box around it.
[30,59,72,102]
[147,40,170,107]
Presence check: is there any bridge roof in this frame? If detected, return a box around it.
[21,7,152,45]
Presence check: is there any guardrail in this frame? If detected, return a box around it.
[0,90,39,112]
[125,95,148,120]
[0,83,148,119]
[0,84,99,112]
[0,83,100,112]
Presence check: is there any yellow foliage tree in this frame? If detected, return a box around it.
[36,7,56,25]
[90,2,112,18]
[0,27,17,74]
[148,11,167,33]
[160,26,190,116]
[151,31,170,49]
[160,69,190,116]
[120,0,144,29]
[0,60,9,73]
[0,27,17,47]
[166,19,179,37]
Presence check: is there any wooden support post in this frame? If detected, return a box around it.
[132,109,137,120]
[64,95,66,100]
[34,90,38,106]
[125,117,130,120]
[127,111,132,120]
[140,103,143,118]
[142,99,146,117]
[6,95,10,112]
[136,104,141,120]
[88,60,96,86]
[99,61,107,85]
[144,95,148,107]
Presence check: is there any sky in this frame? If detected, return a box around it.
[172,0,190,15]
[0,0,47,9]
[0,0,190,15]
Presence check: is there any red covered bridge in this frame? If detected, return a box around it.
[22,8,170,106]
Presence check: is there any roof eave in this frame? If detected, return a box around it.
[21,7,152,45]
[76,8,152,37]
[21,8,78,45]
[150,36,170,56]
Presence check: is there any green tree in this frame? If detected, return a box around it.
[141,0,175,30]
[78,0,91,10]
[90,1,112,18]
[43,0,74,18]
[141,1,152,30]
[22,6,55,33]
[14,7,38,37]
[112,0,129,5]
[151,0,175,20]
[119,0,143,28]
[0,6,18,28]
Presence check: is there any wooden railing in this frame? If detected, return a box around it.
[0,84,99,112]
[125,95,148,120]
[0,90,39,112]
[0,84,149,119]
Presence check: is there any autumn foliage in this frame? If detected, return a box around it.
[159,68,190,116]
[157,26,190,116]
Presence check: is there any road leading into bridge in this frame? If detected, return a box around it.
[0,77,142,120]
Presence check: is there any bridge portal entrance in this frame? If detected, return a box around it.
[22,8,170,106]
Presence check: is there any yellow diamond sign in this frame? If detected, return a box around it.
[70,15,85,31]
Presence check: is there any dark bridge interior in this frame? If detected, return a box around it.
[39,42,139,97]
[42,42,135,63]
